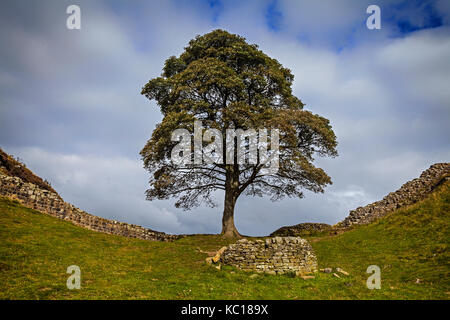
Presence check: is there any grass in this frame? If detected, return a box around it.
[0,182,449,299]
[311,182,450,299]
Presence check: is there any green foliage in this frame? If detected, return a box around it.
[140,30,338,234]
[0,182,448,299]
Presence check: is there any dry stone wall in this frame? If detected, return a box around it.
[0,172,180,241]
[270,222,331,237]
[339,163,449,228]
[219,237,317,275]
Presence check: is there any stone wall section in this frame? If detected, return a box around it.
[219,237,317,275]
[339,163,449,228]
[270,222,331,237]
[0,172,180,241]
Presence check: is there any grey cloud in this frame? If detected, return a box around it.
[0,1,449,236]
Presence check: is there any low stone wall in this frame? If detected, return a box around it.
[0,172,180,241]
[339,163,449,228]
[219,237,317,275]
[270,223,331,237]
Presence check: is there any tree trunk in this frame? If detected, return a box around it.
[221,168,241,238]
[221,189,240,238]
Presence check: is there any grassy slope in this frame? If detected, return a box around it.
[312,182,450,299]
[0,183,448,300]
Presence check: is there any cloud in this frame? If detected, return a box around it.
[6,146,187,233]
[0,0,449,236]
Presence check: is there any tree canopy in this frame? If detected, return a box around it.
[140,29,337,237]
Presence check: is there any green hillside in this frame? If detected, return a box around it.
[0,182,449,299]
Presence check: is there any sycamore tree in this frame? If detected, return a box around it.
[140,30,337,238]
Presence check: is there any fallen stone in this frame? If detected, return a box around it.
[336,267,349,276]
[323,268,332,273]
[212,246,228,263]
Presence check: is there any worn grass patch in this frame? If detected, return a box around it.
[0,182,448,299]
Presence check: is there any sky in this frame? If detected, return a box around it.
[0,0,449,236]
